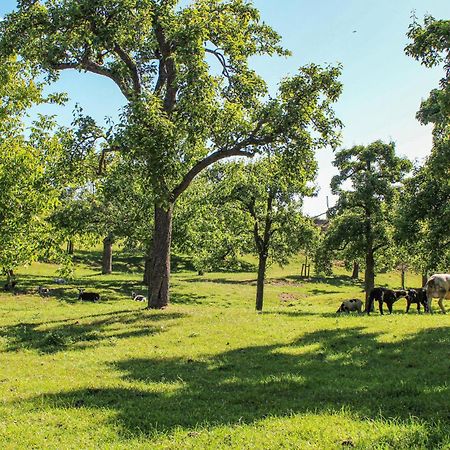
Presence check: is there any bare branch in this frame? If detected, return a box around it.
[205,48,232,79]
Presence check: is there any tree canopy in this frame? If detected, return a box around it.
[1,0,342,308]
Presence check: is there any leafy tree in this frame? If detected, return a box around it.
[1,0,341,308]
[187,155,320,311]
[0,59,64,282]
[397,16,450,274]
[319,141,411,304]
[173,171,252,275]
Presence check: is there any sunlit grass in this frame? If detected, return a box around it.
[0,249,448,449]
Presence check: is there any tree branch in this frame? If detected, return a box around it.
[113,43,142,95]
[50,58,132,100]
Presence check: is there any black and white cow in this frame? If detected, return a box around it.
[336,298,363,314]
[425,274,450,314]
[405,288,428,313]
[366,287,407,315]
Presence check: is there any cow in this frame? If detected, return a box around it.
[405,288,428,313]
[425,274,450,314]
[336,298,363,314]
[366,287,407,315]
[78,288,100,302]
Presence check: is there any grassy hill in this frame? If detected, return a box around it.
[0,250,448,449]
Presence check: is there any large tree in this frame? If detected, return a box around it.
[322,141,411,304]
[1,0,341,308]
[397,16,450,274]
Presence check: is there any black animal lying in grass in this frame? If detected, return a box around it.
[366,287,407,315]
[405,288,428,313]
[78,288,100,302]
[336,298,363,314]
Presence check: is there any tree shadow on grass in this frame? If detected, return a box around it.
[73,249,144,274]
[0,311,185,354]
[184,277,256,286]
[21,326,450,443]
[287,274,364,290]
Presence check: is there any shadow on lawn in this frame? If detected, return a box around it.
[0,310,185,354]
[24,326,450,442]
[73,249,144,274]
[287,274,365,289]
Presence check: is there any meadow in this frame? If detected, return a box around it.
[0,249,449,449]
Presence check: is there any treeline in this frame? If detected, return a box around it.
[0,2,448,311]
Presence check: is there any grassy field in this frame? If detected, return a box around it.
[0,249,449,449]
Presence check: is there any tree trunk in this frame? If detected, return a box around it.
[422,272,428,287]
[67,240,74,255]
[364,250,375,311]
[401,268,405,289]
[102,234,114,274]
[256,253,268,312]
[147,204,173,309]
[351,261,359,279]
[143,242,152,285]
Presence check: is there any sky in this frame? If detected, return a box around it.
[1,0,449,216]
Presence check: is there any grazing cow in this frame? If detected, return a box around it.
[366,287,407,315]
[336,298,363,314]
[78,288,100,302]
[131,291,146,302]
[425,274,450,314]
[405,288,428,313]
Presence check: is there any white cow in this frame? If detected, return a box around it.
[425,274,450,314]
[336,298,363,314]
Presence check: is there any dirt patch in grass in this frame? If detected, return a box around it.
[279,293,298,302]
[268,278,304,287]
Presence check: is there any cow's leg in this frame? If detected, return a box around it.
[416,301,420,313]
[379,300,384,315]
[438,297,446,314]
[428,298,433,313]
[387,302,393,314]
[406,300,411,313]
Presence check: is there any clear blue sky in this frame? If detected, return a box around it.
[1,0,449,215]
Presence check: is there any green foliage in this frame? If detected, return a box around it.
[397,16,450,272]
[317,141,412,287]
[0,59,65,272]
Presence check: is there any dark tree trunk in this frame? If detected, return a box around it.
[422,272,428,287]
[401,268,405,289]
[147,204,173,309]
[351,261,359,279]
[143,241,152,285]
[4,269,16,291]
[67,240,74,255]
[364,250,375,311]
[102,234,114,274]
[256,253,268,311]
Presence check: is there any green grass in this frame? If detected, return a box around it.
[0,250,449,449]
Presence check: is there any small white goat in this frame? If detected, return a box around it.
[38,286,50,297]
[131,291,146,302]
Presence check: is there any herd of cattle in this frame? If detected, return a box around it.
[337,273,450,315]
